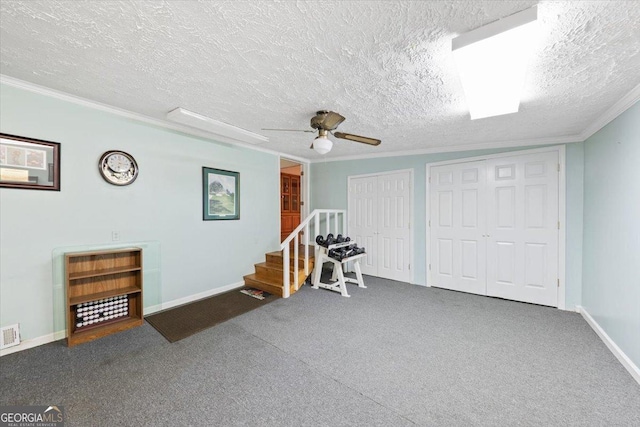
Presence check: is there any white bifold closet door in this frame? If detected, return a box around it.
[430,151,559,307]
[485,151,559,306]
[430,160,487,295]
[349,176,377,275]
[349,171,412,282]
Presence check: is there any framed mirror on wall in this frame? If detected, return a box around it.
[0,133,61,191]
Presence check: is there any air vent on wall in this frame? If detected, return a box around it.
[0,324,20,350]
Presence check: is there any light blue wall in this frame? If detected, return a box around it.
[565,142,584,309]
[0,83,280,341]
[311,143,585,310]
[582,102,640,367]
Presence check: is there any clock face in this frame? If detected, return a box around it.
[99,151,138,186]
[106,153,132,173]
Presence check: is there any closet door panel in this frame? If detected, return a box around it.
[486,151,559,306]
[348,176,378,276]
[377,171,412,282]
[429,161,487,295]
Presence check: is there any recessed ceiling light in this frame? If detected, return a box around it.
[452,6,539,120]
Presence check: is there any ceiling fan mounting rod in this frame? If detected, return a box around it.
[310,111,327,130]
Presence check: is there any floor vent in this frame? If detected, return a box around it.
[0,324,20,350]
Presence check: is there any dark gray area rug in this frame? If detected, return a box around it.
[1,276,639,426]
[145,287,273,342]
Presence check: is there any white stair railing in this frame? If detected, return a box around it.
[280,209,347,298]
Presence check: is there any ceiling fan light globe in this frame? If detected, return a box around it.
[313,135,332,155]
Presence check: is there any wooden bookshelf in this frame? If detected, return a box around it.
[65,247,143,347]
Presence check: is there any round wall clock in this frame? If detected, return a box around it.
[99,150,139,186]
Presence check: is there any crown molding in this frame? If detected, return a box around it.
[166,107,269,145]
[312,81,640,164]
[2,74,637,166]
[579,82,640,141]
[310,134,580,163]
[0,74,310,162]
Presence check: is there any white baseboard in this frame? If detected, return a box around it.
[577,305,640,384]
[144,281,245,315]
[0,281,245,357]
[0,330,66,357]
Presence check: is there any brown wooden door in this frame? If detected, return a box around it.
[281,173,301,241]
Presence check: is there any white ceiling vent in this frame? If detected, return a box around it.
[0,324,20,350]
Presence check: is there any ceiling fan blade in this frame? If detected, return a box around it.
[334,132,381,146]
[261,128,315,133]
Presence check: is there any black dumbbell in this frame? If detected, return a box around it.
[336,234,345,243]
[328,248,347,261]
[347,246,365,257]
[316,234,336,248]
[348,246,362,257]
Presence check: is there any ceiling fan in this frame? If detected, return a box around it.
[262,110,381,154]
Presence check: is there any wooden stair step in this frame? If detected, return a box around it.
[254,262,311,283]
[265,250,315,267]
[266,251,315,268]
[243,273,300,298]
[245,245,315,298]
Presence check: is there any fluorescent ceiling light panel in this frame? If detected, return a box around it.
[166,107,268,144]
[452,6,538,120]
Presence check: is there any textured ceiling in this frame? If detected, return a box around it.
[1,1,639,160]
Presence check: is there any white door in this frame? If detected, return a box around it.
[428,150,560,307]
[348,176,377,275]
[486,151,559,306]
[430,161,487,295]
[348,171,413,282]
[377,172,412,282]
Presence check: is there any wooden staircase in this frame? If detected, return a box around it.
[246,208,346,298]
[243,247,315,297]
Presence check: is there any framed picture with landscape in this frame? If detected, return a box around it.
[202,167,240,220]
[0,133,61,191]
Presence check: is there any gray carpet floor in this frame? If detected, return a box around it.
[1,275,639,426]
